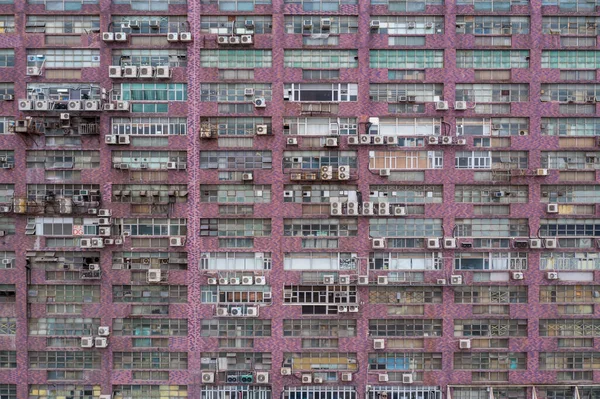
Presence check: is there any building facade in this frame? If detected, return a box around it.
[0,0,599,398]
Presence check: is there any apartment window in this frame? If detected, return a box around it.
[110,218,187,237]
[368,151,443,170]
[113,0,186,10]
[26,150,100,169]
[560,70,597,81]
[283,0,356,11]
[201,319,271,337]
[283,352,357,371]
[369,286,443,304]
[301,70,340,80]
[454,388,526,399]
[284,218,357,237]
[283,285,357,306]
[200,185,271,203]
[202,117,272,137]
[369,319,443,337]
[219,238,254,248]
[200,150,272,170]
[200,252,272,270]
[201,50,272,68]
[0,117,13,135]
[26,49,99,68]
[113,352,187,369]
[542,84,600,102]
[201,352,271,371]
[457,50,529,69]
[0,50,13,67]
[112,318,187,336]
[456,0,530,9]
[202,16,272,34]
[27,285,98,303]
[388,70,426,81]
[454,352,527,369]
[29,351,99,369]
[111,16,188,34]
[111,386,187,398]
[368,352,442,370]
[542,51,600,69]
[284,253,357,271]
[285,50,357,69]
[454,286,528,304]
[112,49,187,67]
[201,83,271,102]
[373,16,444,34]
[369,218,442,238]
[371,0,443,11]
[542,151,600,170]
[455,185,528,203]
[28,0,98,10]
[199,219,271,237]
[283,319,356,337]
[560,37,597,47]
[455,218,528,238]
[369,252,441,270]
[543,0,598,12]
[112,285,188,303]
[542,16,600,35]
[0,84,13,97]
[112,150,187,170]
[200,285,271,303]
[29,318,99,336]
[540,219,600,237]
[456,16,530,34]
[457,117,529,137]
[454,319,527,337]
[370,84,443,103]
[284,15,358,34]
[456,84,529,102]
[0,16,15,32]
[541,252,600,270]
[455,252,528,271]
[540,352,600,370]
[455,151,491,169]
[111,251,187,271]
[541,185,600,203]
[540,319,600,336]
[30,385,97,399]
[285,83,357,102]
[284,118,357,136]
[119,83,187,101]
[370,185,443,204]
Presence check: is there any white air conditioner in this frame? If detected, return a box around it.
[377,202,390,216]
[230,277,241,285]
[435,101,449,110]
[35,100,51,111]
[512,272,524,280]
[104,103,116,111]
[547,203,559,213]
[303,20,313,29]
[115,101,130,111]
[255,124,268,135]
[147,270,162,283]
[450,275,463,285]
[377,276,388,285]
[323,275,335,285]
[117,135,130,145]
[114,32,127,41]
[337,306,348,313]
[286,138,298,145]
[379,374,389,382]
[81,337,94,348]
[529,238,542,249]
[105,135,117,144]
[373,136,385,145]
[217,36,229,44]
[98,326,110,336]
[254,98,266,107]
[547,272,559,280]
[442,136,453,145]
[155,66,170,78]
[84,100,101,111]
[341,372,352,382]
[229,36,241,44]
[247,307,259,316]
[255,276,266,285]
[347,136,359,145]
[402,374,414,384]
[459,339,471,349]
[167,162,178,169]
[358,276,369,285]
[26,66,40,76]
[427,136,439,145]
[139,66,154,78]
[314,377,324,384]
[95,337,108,348]
[437,279,447,285]
[167,32,179,42]
[537,168,548,176]
[281,367,292,375]
[301,374,312,384]
[362,202,374,215]
[372,238,386,249]
[256,371,269,384]
[109,66,122,78]
[242,276,254,285]
[216,307,228,316]
[339,275,351,285]
[379,169,391,176]
[241,34,253,44]
[98,209,111,217]
[99,227,111,237]
[370,20,381,29]
[456,138,467,145]
[102,32,114,41]
[384,136,398,145]
[325,137,339,147]
[427,238,440,249]
[360,135,371,144]
[170,237,184,247]
[455,101,467,110]
[393,207,406,216]
[242,172,254,181]
[207,278,218,285]
[321,18,331,29]
[374,339,385,349]
[80,239,92,248]
[98,217,111,225]
[202,372,215,383]
[180,32,192,42]
[544,238,558,248]
[123,66,138,78]
[444,238,457,248]
[18,100,33,110]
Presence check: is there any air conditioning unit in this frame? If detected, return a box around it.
[247,307,259,316]
[547,272,559,280]
[216,307,229,316]
[255,276,266,285]
[377,276,388,285]
[301,374,312,384]
[156,66,170,78]
[240,172,254,181]
[314,377,324,384]
[321,18,332,29]
[230,277,241,285]
[457,139,467,145]
[394,206,406,216]
[385,136,398,145]
[281,367,292,375]
[339,275,351,285]
[544,238,558,248]
[330,202,342,216]
[519,129,528,136]
[377,202,390,216]
[207,278,218,285]
[303,20,313,29]
[98,217,111,225]
[26,66,40,76]
[362,202,374,215]
[358,276,369,285]
[370,20,381,29]
[338,305,348,313]
[379,169,391,176]
[459,339,471,349]
[455,101,467,110]
[242,276,254,285]
[167,32,179,42]
[450,275,463,285]
[229,36,241,44]
[170,237,184,247]
[18,100,33,110]
[536,168,548,176]
[256,372,269,384]
[529,238,542,249]
[104,103,116,111]
[547,203,559,213]
[117,135,130,145]
[325,137,339,147]
[254,98,266,107]
[286,138,298,145]
[241,34,253,44]
[99,227,111,237]
[202,372,215,383]
[374,339,385,349]
[427,238,440,249]
[35,100,51,110]
[115,101,130,111]
[114,32,127,41]
[217,36,229,44]
[147,270,162,283]
[341,372,352,382]
[95,337,108,348]
[372,238,386,249]
[0,207,10,213]
[442,136,453,145]
[139,66,154,78]
[98,326,110,336]
[167,162,178,170]
[99,395,112,399]
[348,305,359,313]
[105,135,117,144]
[402,374,414,384]
[84,100,101,111]
[437,279,447,285]
[360,135,371,144]
[109,66,123,77]
[80,239,92,248]
[123,66,138,78]
[347,136,360,145]
[379,374,389,382]
[102,32,114,41]
[373,136,385,145]
[322,275,335,285]
[81,337,94,348]
[435,101,449,110]
[512,272,524,280]
[98,209,111,217]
